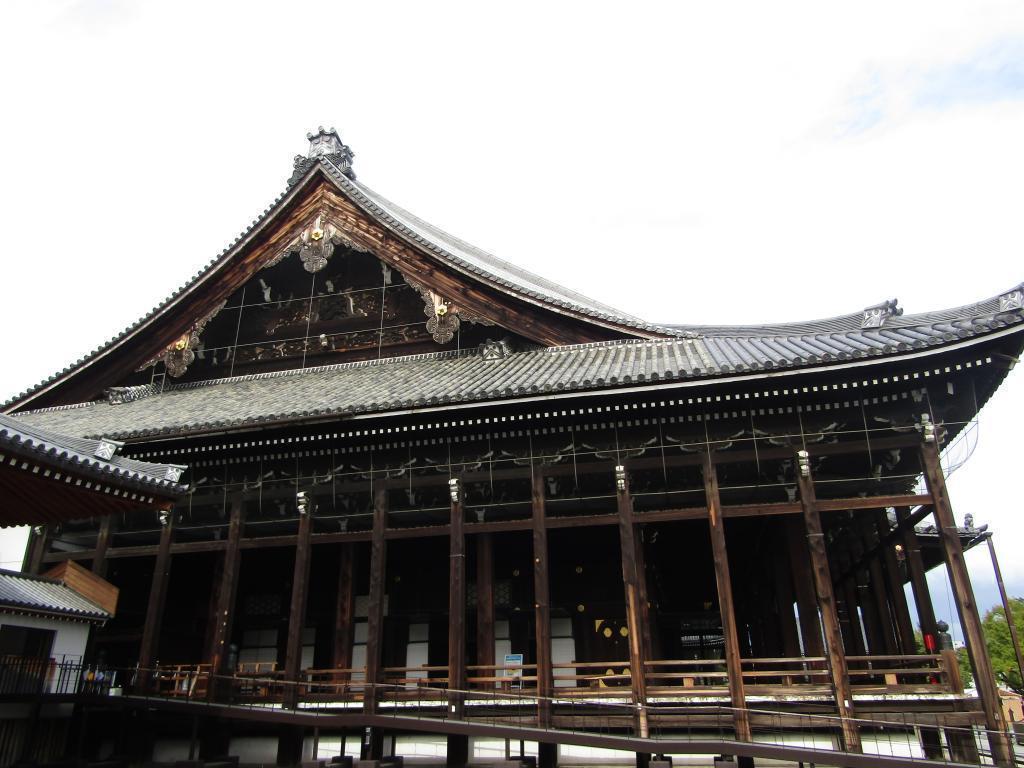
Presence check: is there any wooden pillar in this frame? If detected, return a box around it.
[988,536,1024,694]
[448,478,467,714]
[634,527,656,662]
[701,455,750,742]
[855,569,885,655]
[22,525,49,575]
[333,544,357,672]
[920,438,1011,766]
[284,505,313,708]
[207,497,244,696]
[786,517,824,656]
[92,516,116,578]
[531,470,553,729]
[363,482,388,722]
[859,518,899,655]
[615,465,650,738]
[795,451,860,752]
[772,527,802,659]
[840,576,866,656]
[875,510,917,655]
[138,511,175,675]
[476,534,495,670]
[898,506,938,648]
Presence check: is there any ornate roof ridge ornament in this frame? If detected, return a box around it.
[287,127,356,184]
[861,298,902,329]
[999,283,1024,312]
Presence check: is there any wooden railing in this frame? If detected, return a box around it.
[143,652,957,705]
[467,662,538,689]
[152,663,212,698]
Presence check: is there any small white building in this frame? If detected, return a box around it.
[0,562,116,764]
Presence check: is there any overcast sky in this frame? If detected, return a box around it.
[0,1,1021,643]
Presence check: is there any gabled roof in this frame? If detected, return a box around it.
[0,569,111,623]
[14,288,1023,442]
[4,133,680,412]
[0,412,187,498]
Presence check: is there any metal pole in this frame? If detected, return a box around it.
[987,535,1024,689]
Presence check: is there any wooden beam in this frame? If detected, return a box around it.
[701,454,750,742]
[476,534,495,669]
[796,453,860,753]
[448,478,466,713]
[284,506,313,708]
[786,517,823,656]
[532,470,552,729]
[138,512,174,675]
[23,525,49,575]
[207,496,244,686]
[363,482,388,719]
[42,492,939,567]
[615,465,650,738]
[920,439,1011,766]
[988,536,1024,697]
[92,516,115,578]
[333,543,356,671]
[875,511,917,655]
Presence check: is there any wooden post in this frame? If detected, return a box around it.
[284,505,313,708]
[363,482,388,722]
[858,518,898,655]
[333,543,357,672]
[898,506,938,647]
[840,578,866,656]
[855,570,885,655]
[138,510,175,676]
[773,527,802,659]
[476,534,495,670]
[92,516,115,578]
[635,527,656,662]
[701,454,751,742]
[448,478,467,715]
[786,517,824,656]
[207,496,244,697]
[988,536,1024,694]
[795,451,861,752]
[920,439,1011,766]
[615,465,650,738]
[875,510,917,655]
[531,470,553,729]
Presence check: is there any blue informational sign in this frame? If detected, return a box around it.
[503,653,524,678]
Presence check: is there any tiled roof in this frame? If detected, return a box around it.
[0,412,187,495]
[14,296,1023,442]
[0,570,110,622]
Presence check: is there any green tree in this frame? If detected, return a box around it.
[956,645,973,690]
[981,597,1024,695]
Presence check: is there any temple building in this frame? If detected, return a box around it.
[2,127,1023,767]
